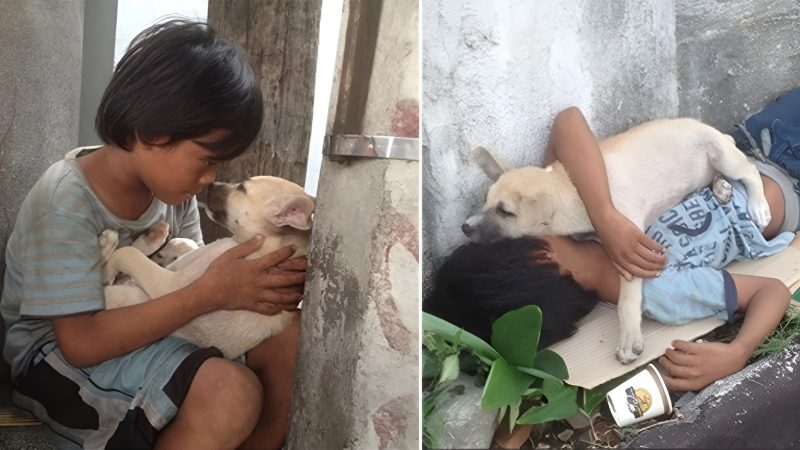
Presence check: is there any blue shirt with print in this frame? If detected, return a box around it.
[641,181,793,325]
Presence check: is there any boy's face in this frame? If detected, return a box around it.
[131,129,230,205]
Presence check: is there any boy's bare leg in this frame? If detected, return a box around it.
[240,313,301,450]
[660,274,789,391]
[156,358,263,450]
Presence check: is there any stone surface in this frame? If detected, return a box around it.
[0,426,70,450]
[362,0,420,137]
[628,341,800,447]
[676,0,800,132]
[426,373,499,450]
[0,0,84,384]
[286,158,419,450]
[422,0,677,292]
[0,0,84,284]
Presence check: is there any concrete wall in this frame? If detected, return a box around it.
[422,0,800,290]
[362,0,420,137]
[288,159,418,449]
[422,0,677,289]
[78,0,117,146]
[0,0,85,289]
[676,0,800,130]
[287,0,419,448]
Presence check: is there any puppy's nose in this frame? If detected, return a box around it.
[461,222,473,237]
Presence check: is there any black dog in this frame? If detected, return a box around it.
[423,237,598,349]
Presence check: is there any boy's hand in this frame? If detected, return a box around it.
[271,255,308,273]
[198,237,305,314]
[658,340,750,392]
[595,209,666,280]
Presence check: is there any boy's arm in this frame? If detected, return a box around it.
[659,273,789,391]
[52,239,304,368]
[545,107,665,279]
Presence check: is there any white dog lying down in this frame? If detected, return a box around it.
[462,118,771,364]
[99,176,314,359]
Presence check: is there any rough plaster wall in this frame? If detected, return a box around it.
[676,0,800,131]
[0,0,84,291]
[422,0,677,291]
[287,159,418,449]
[362,0,420,135]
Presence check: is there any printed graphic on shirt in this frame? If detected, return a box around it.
[646,182,790,271]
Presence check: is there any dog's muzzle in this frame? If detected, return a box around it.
[462,215,482,237]
[461,222,474,237]
[461,214,505,242]
[205,182,232,226]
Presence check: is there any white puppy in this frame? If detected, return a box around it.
[463,118,771,364]
[100,176,314,359]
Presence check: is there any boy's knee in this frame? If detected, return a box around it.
[770,277,791,305]
[187,358,263,427]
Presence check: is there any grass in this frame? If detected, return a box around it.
[751,310,800,361]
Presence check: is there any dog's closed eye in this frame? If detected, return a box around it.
[496,202,516,218]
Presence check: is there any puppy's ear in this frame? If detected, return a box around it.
[268,195,315,230]
[472,147,511,181]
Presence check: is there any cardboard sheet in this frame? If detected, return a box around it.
[547,234,800,389]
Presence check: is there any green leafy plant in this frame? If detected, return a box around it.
[423,306,580,430]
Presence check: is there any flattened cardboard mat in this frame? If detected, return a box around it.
[548,233,800,389]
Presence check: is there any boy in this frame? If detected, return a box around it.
[426,107,794,392]
[2,20,303,449]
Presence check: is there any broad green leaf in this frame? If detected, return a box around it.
[481,359,535,410]
[423,312,501,360]
[438,354,460,384]
[517,382,578,425]
[533,349,569,380]
[541,378,567,399]
[422,347,440,379]
[581,374,626,414]
[522,388,543,398]
[516,366,562,384]
[491,305,542,368]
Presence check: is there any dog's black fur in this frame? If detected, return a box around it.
[423,237,599,349]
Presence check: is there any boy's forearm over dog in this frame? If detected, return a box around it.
[53,282,228,368]
[547,107,665,278]
[547,107,614,219]
[54,241,303,368]
[659,274,789,391]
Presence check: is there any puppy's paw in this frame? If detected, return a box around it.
[747,197,772,230]
[615,329,644,365]
[101,259,118,286]
[711,174,732,204]
[152,238,199,267]
[98,230,119,262]
[132,221,171,256]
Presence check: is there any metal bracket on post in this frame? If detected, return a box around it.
[323,134,419,161]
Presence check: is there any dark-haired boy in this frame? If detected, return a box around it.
[2,20,303,449]
[426,108,793,392]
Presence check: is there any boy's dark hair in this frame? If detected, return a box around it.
[423,237,599,349]
[96,20,263,159]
